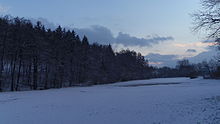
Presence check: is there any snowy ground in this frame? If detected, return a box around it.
[1,77,220,124]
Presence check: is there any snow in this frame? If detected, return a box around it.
[0,77,220,124]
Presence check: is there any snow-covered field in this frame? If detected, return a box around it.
[1,77,220,124]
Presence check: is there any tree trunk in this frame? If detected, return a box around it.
[44,64,49,89]
[33,56,38,90]
[11,56,17,91]
[15,57,22,91]
[0,32,8,91]
[27,61,32,89]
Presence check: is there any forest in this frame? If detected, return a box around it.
[0,16,154,92]
[0,16,219,92]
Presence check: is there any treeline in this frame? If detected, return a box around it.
[0,16,219,92]
[0,16,152,92]
[153,59,220,79]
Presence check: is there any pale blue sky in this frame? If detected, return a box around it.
[0,0,209,57]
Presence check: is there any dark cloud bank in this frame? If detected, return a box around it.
[145,49,218,67]
[145,53,178,67]
[30,18,174,47]
[75,25,174,47]
[186,49,197,53]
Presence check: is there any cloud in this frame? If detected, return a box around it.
[148,61,163,66]
[186,49,197,53]
[29,17,58,30]
[174,42,215,48]
[145,48,218,67]
[115,32,174,47]
[28,18,174,47]
[187,49,218,63]
[145,53,178,67]
[75,25,115,45]
[0,4,10,13]
[75,25,174,47]
[202,39,214,43]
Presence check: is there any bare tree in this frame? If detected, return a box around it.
[193,0,220,68]
[193,0,220,38]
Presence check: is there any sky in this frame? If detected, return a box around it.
[0,0,217,66]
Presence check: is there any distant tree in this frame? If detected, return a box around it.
[176,59,197,78]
